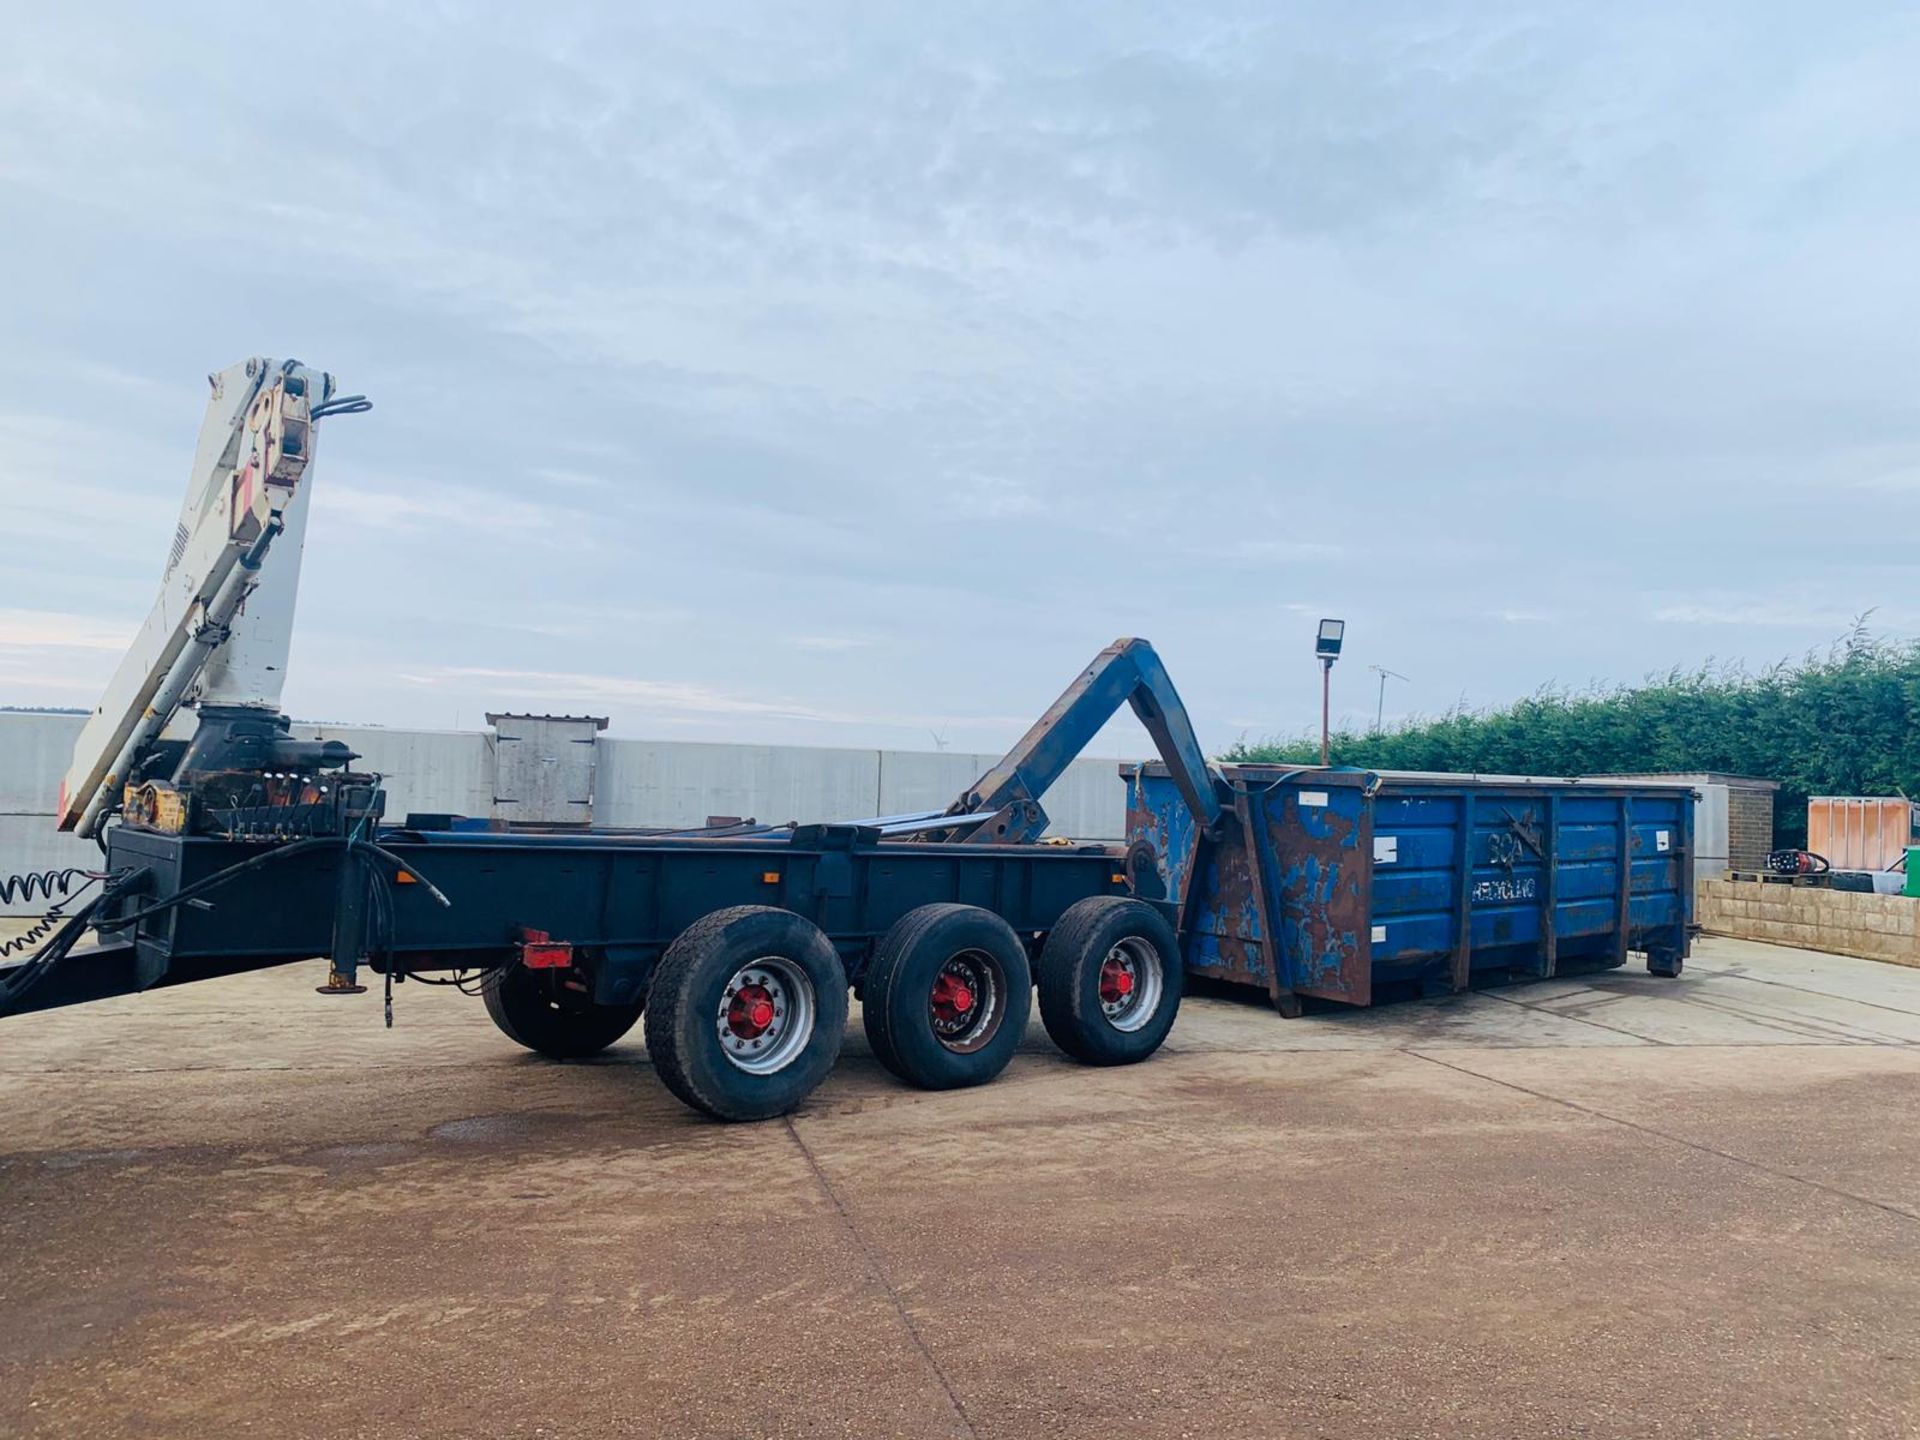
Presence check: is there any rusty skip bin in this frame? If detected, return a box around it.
[1124,763,1694,1013]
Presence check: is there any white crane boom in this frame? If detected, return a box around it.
[56,358,359,837]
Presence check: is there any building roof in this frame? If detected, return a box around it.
[1591,771,1779,789]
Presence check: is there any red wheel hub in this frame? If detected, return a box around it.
[727,983,777,1039]
[1099,957,1136,1005]
[929,971,976,1023]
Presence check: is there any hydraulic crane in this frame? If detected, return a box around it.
[57,358,371,841]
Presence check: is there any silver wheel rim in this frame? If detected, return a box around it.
[1098,937,1163,1033]
[715,957,816,1075]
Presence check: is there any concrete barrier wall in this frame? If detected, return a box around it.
[1698,876,1920,969]
[0,714,107,910]
[594,738,883,830]
[0,713,1132,913]
[0,713,89,814]
[293,723,498,818]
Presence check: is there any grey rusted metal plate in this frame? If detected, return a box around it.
[1129,767,1371,1004]
[488,714,606,826]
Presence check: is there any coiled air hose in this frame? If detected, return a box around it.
[0,867,110,960]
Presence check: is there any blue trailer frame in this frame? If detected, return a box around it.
[30,822,1137,1017]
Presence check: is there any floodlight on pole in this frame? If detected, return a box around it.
[1315,618,1345,765]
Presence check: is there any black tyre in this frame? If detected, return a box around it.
[862,904,1033,1090]
[481,962,644,1059]
[1647,949,1684,978]
[1037,896,1182,1065]
[643,906,848,1122]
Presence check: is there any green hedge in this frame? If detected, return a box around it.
[1226,628,1920,847]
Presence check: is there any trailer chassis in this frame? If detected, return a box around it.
[6,639,1218,1120]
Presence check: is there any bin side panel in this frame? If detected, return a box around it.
[1369,783,1694,976]
[1131,766,1694,1007]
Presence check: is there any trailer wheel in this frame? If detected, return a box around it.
[1037,896,1181,1065]
[862,904,1032,1090]
[481,963,644,1059]
[643,906,847,1122]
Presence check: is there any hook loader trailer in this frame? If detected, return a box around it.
[1,357,1236,1120]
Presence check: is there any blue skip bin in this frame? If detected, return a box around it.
[1124,764,1694,1011]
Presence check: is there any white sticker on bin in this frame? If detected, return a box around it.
[1370,924,1387,944]
[1374,835,1398,863]
[1299,790,1329,808]
[1656,830,1671,852]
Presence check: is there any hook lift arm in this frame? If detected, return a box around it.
[916,638,1229,844]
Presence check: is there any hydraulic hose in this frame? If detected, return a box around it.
[2,837,449,1017]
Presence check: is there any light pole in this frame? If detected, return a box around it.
[1368,665,1409,732]
[1315,619,1345,766]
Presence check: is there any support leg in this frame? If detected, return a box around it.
[318,852,370,995]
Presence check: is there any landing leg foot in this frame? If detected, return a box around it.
[1647,949,1684,979]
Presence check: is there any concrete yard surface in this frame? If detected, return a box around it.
[3,936,1918,1439]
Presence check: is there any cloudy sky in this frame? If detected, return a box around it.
[2,2,1917,756]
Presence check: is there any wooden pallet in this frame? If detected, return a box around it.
[1724,870,1831,887]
